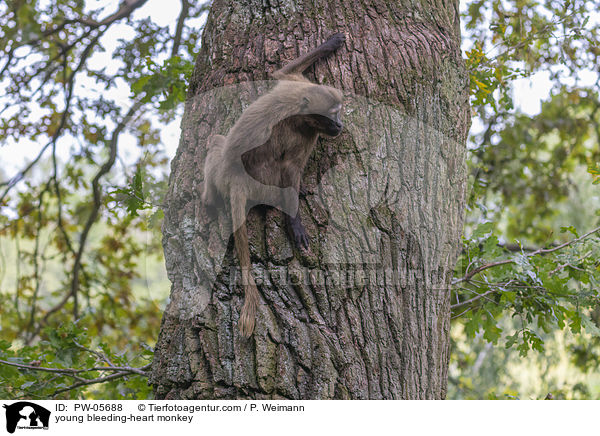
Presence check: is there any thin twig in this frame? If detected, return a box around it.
[34,99,144,335]
[0,359,151,397]
[0,30,105,203]
[50,370,137,397]
[73,340,115,368]
[0,359,150,377]
[26,180,52,338]
[453,225,600,285]
[451,289,498,310]
[171,0,190,57]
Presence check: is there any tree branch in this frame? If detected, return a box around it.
[0,359,150,377]
[52,1,150,30]
[26,180,52,338]
[451,289,498,311]
[0,359,150,397]
[171,0,190,57]
[50,370,142,397]
[34,99,145,334]
[453,225,600,285]
[0,29,106,204]
[94,0,149,27]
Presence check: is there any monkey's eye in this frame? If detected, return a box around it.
[329,104,342,116]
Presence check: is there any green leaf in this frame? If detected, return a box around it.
[581,315,600,337]
[560,226,579,238]
[505,331,519,349]
[472,222,494,239]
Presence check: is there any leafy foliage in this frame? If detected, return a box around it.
[132,56,195,111]
[451,0,600,398]
[0,0,208,398]
[1,0,599,399]
[0,320,152,399]
[454,222,600,355]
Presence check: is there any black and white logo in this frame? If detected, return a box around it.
[2,402,50,434]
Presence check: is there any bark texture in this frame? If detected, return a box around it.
[150,0,471,399]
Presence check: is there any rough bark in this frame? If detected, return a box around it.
[150,0,470,399]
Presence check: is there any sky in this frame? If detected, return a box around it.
[0,0,186,177]
[0,0,590,178]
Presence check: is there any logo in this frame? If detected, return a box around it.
[2,402,50,434]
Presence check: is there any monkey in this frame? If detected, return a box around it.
[202,33,345,338]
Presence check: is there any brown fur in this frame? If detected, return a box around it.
[202,33,345,338]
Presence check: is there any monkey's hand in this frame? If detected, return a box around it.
[288,214,310,250]
[325,33,346,51]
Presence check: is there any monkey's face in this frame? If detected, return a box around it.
[300,86,343,137]
[305,103,343,137]
[315,115,343,137]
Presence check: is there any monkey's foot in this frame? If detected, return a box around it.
[203,203,219,220]
[326,33,346,50]
[289,215,310,250]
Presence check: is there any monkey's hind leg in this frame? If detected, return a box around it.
[243,180,299,222]
[202,135,227,216]
[201,179,220,208]
[287,212,310,250]
[201,176,223,220]
[230,191,260,338]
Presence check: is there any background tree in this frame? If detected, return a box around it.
[450,0,600,399]
[0,0,210,399]
[0,0,598,399]
[149,0,470,399]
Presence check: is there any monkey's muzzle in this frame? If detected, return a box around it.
[325,121,343,137]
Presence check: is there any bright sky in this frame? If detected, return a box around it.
[0,0,186,177]
[0,0,587,178]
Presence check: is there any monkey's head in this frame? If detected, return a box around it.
[300,85,343,137]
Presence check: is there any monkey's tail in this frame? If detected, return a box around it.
[231,193,259,338]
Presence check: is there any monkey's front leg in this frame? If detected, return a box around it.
[287,211,310,250]
[273,33,346,78]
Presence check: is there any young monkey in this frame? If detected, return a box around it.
[202,33,345,337]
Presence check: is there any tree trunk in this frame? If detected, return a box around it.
[150,0,470,399]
